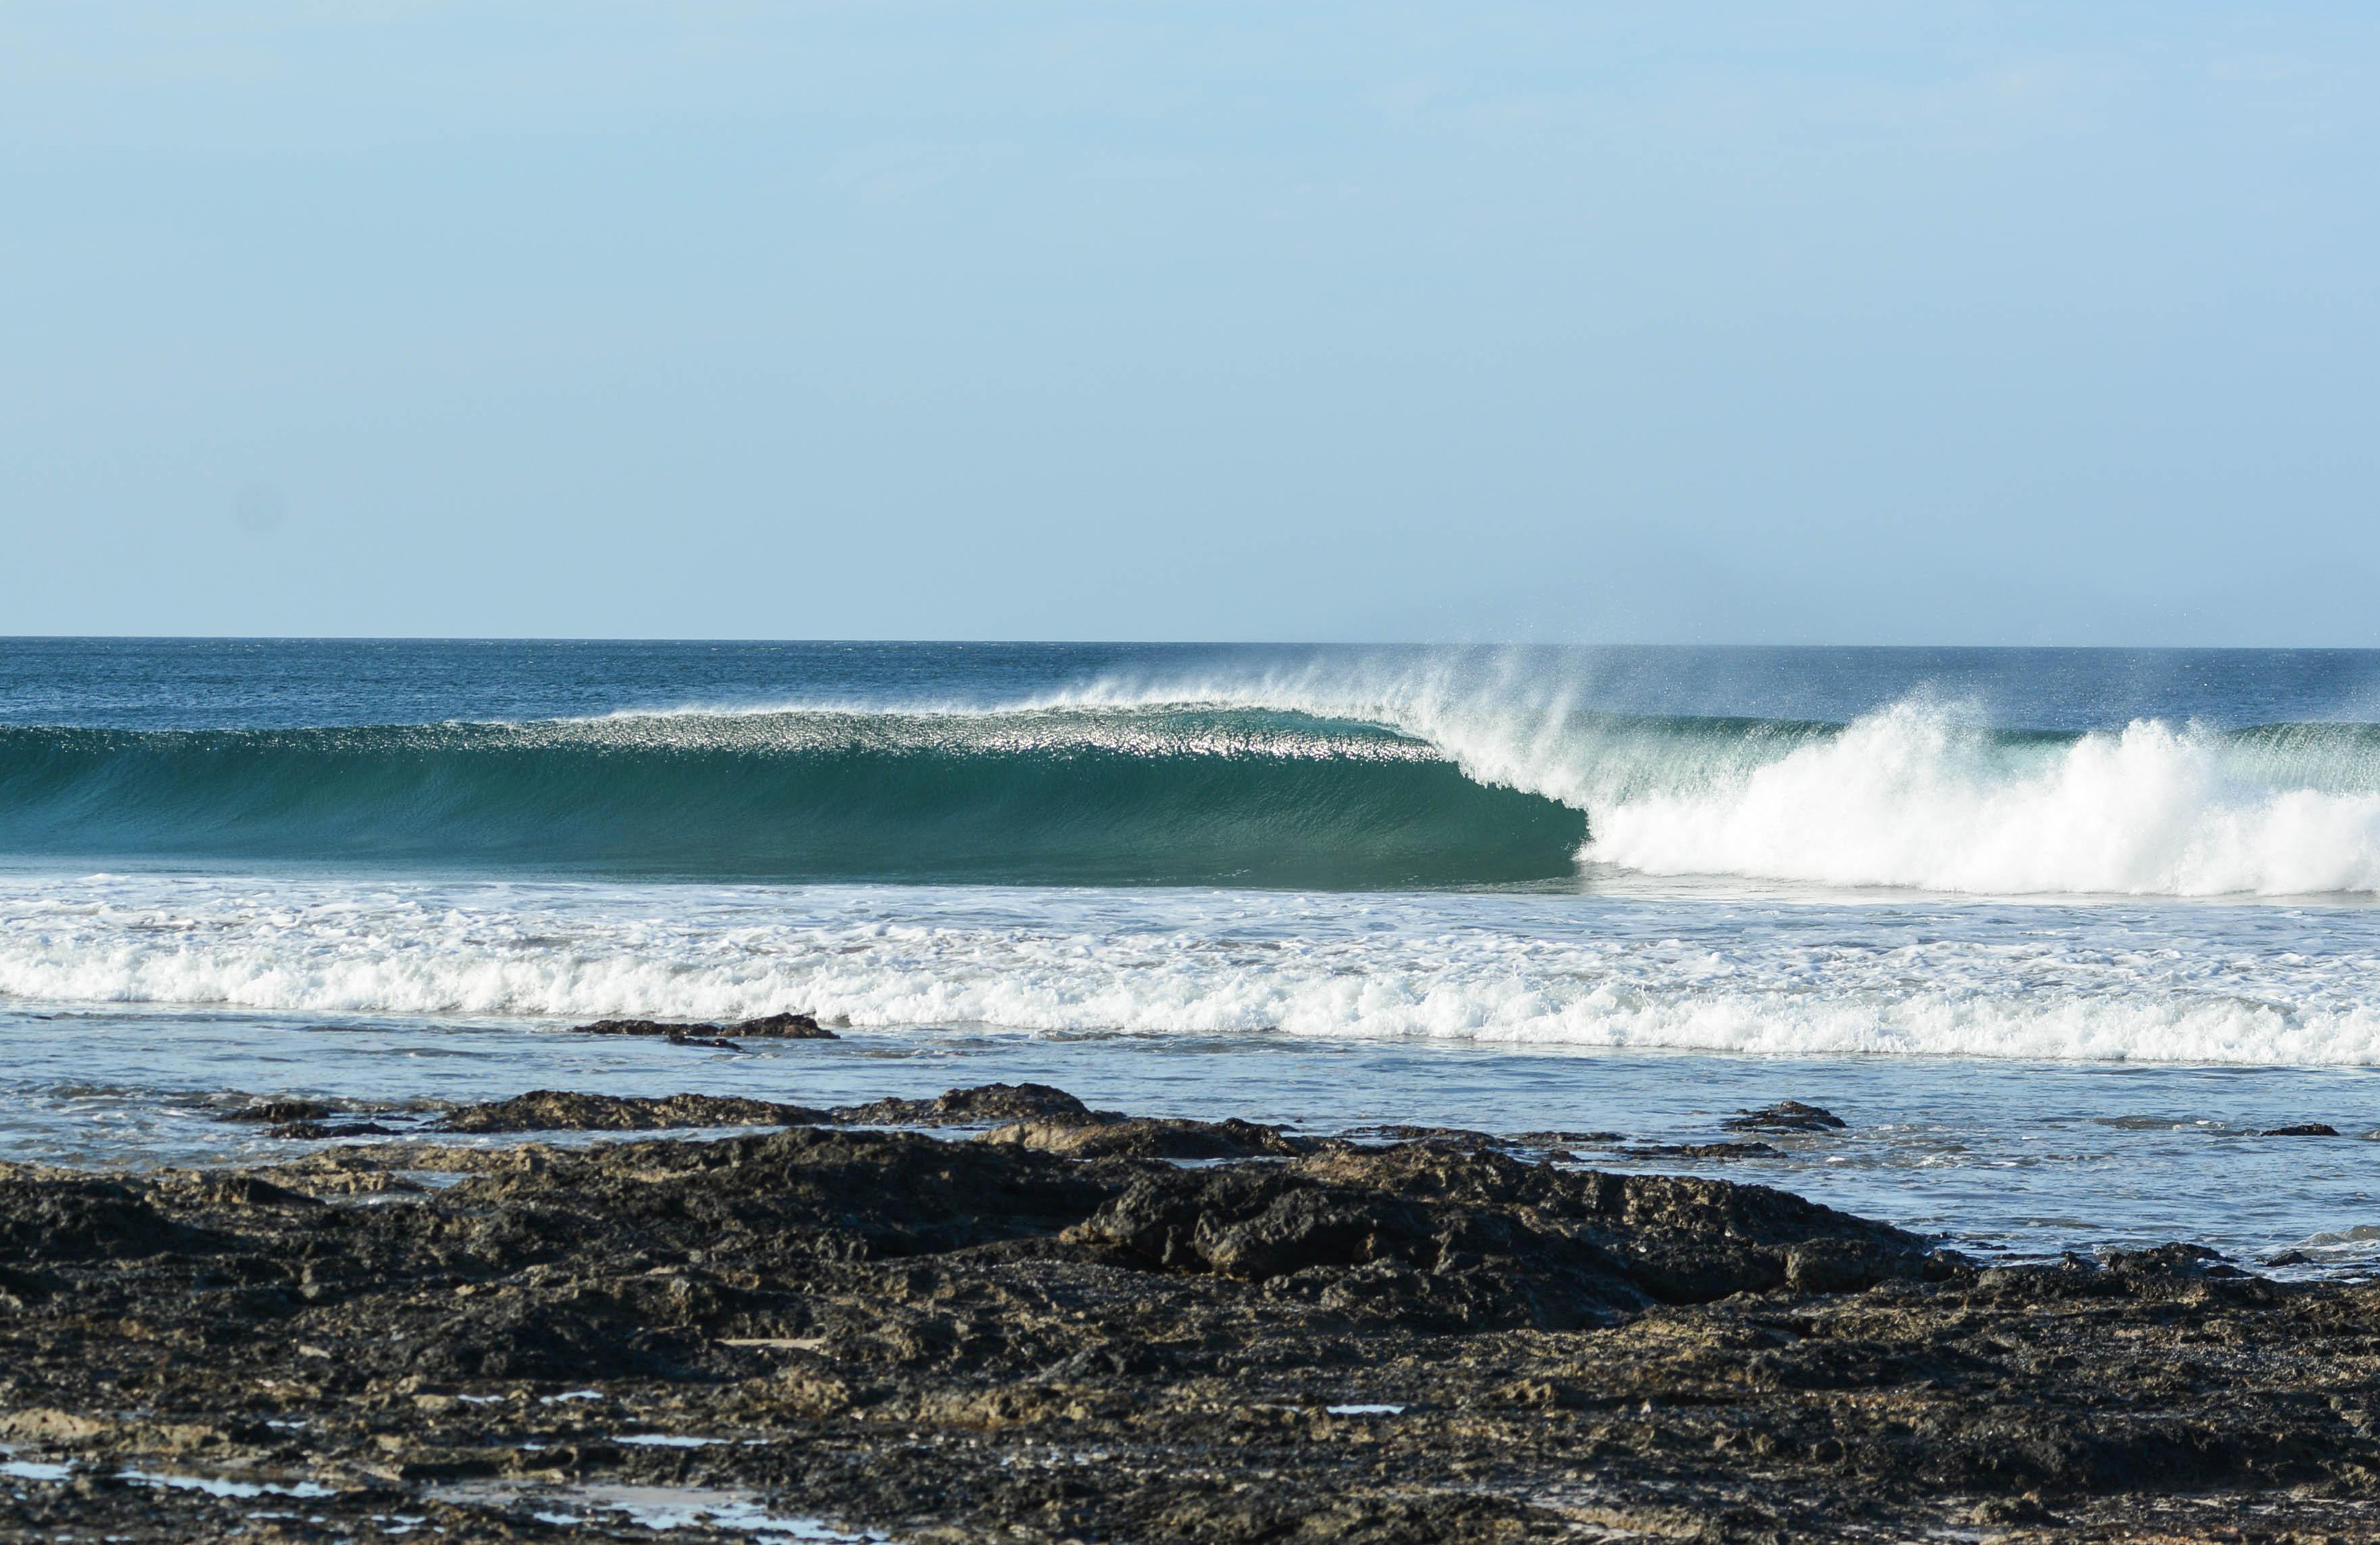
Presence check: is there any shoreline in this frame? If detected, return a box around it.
[6,1086,2379,1540]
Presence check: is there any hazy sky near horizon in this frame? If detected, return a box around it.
[3,3,2376,644]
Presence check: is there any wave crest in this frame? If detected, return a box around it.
[1586,705,2380,896]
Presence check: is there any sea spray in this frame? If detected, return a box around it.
[1585,705,2380,895]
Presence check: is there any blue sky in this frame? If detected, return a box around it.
[3,3,2375,642]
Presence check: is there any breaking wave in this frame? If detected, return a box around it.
[1585,706,2380,896]
[3,667,2378,895]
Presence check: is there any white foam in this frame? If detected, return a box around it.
[5,871,2380,1065]
[1590,705,2380,897]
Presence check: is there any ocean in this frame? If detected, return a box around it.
[6,638,2380,1269]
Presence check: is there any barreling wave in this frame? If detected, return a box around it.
[0,709,1586,889]
[6,677,2380,895]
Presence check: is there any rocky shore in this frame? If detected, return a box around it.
[5,1085,2379,1542]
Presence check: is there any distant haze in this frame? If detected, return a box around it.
[2,3,2375,643]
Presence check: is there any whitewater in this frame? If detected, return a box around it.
[5,871,2378,1065]
[9,639,2380,1263]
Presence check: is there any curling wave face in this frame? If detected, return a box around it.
[0,709,1586,889]
[5,657,2380,895]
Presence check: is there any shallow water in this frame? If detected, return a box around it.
[8,987,2379,1271]
[422,1481,886,1541]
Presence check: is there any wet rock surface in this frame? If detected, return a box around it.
[833,1081,1102,1126]
[566,1012,839,1046]
[980,1114,1314,1161]
[1721,1100,1849,1134]
[223,1098,342,1126]
[1614,1140,1784,1160]
[434,1092,833,1134]
[7,1087,2380,1542]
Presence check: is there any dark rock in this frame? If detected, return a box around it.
[434,1091,829,1133]
[2,1091,2371,1545]
[1723,1100,1849,1133]
[565,1011,836,1041]
[2259,1123,2341,1136]
[1338,1124,1504,1148]
[404,1287,694,1382]
[1063,1143,1941,1327]
[0,1260,60,1303]
[979,1115,1313,1161]
[264,1121,405,1140]
[1971,1494,2059,1526]
[179,1174,321,1210]
[835,1082,1104,1126]
[571,1017,698,1037]
[0,1170,226,1262]
[1784,1235,1917,1292]
[221,1099,336,1125]
[1618,1140,1784,1159]
[725,1012,836,1039]
[2102,1242,2245,1280]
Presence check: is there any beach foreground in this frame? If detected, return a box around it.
[3,1087,2376,1542]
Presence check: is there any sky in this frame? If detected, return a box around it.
[2,2,2376,644]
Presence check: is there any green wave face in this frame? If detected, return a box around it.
[13,700,2376,892]
[0,709,1588,889]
